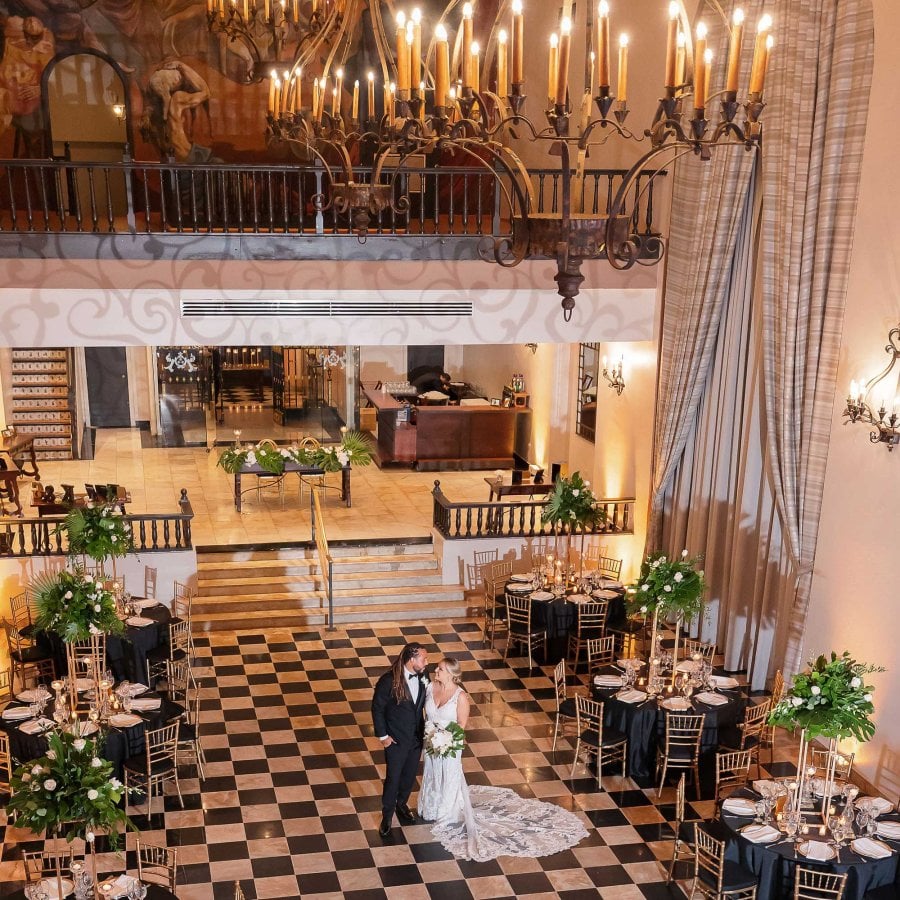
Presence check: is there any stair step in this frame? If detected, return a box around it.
[195,540,433,563]
[196,554,438,578]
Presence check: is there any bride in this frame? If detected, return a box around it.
[418,657,589,862]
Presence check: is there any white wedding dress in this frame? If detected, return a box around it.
[417,683,589,862]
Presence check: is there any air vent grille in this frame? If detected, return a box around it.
[181,298,473,317]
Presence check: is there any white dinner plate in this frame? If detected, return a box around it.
[38,877,75,899]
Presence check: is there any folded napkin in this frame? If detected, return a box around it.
[618,658,645,669]
[506,583,532,593]
[75,720,99,737]
[100,875,137,899]
[662,697,692,711]
[569,594,591,603]
[19,716,54,735]
[676,660,700,673]
[741,824,781,844]
[616,689,648,704]
[753,779,787,797]
[509,574,533,582]
[591,589,619,600]
[722,797,758,816]
[128,682,149,696]
[801,841,833,861]
[38,877,74,900]
[135,598,162,609]
[852,838,893,859]
[530,591,555,601]
[130,697,161,711]
[858,796,894,817]
[594,675,624,688]
[877,821,900,840]
[109,713,143,728]
[16,688,45,703]
[710,675,741,690]
[126,616,155,627]
[598,580,624,589]
[694,691,728,706]
[2,705,33,721]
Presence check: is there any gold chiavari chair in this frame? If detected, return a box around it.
[147,619,191,684]
[760,669,784,766]
[658,713,705,798]
[586,635,616,675]
[689,826,757,899]
[580,543,608,574]
[124,722,184,816]
[714,749,753,807]
[793,867,848,900]
[234,882,247,900]
[144,565,158,599]
[0,670,11,792]
[811,747,854,782]
[167,658,206,780]
[597,556,623,581]
[570,694,627,787]
[296,436,324,501]
[552,659,579,751]
[504,593,546,669]
[667,774,696,884]
[483,560,512,646]
[23,850,74,883]
[2,618,55,691]
[9,590,34,634]
[136,840,178,891]
[683,638,716,662]
[722,700,771,779]
[567,600,609,672]
[104,575,126,596]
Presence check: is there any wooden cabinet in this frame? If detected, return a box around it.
[502,385,530,408]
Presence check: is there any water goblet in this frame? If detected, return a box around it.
[784,809,801,843]
[754,800,768,824]
[867,816,878,838]
[856,809,871,835]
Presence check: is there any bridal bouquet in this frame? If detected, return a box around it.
[424,721,466,759]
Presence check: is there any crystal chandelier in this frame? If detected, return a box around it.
[262,1,774,319]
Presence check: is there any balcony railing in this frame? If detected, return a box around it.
[0,489,194,557]
[0,158,663,243]
[432,481,634,540]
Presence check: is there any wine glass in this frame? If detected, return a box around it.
[856,809,871,836]
[754,799,768,825]
[784,809,801,843]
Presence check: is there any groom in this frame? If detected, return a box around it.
[371,642,429,837]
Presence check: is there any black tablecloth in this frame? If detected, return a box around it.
[720,788,900,900]
[0,692,184,779]
[591,665,746,791]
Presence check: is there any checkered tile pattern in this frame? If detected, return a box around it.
[0,621,790,899]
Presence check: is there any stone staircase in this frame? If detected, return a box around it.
[191,538,472,631]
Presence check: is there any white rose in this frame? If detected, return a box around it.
[43,779,57,791]
[36,807,47,816]
[46,750,57,760]
[660,556,667,563]
[864,693,873,702]
[73,739,86,752]
[674,572,683,582]
[64,591,73,600]
[111,536,117,543]
[851,677,861,689]
[94,604,101,612]
[792,696,803,707]
[21,772,31,783]
[584,481,591,488]
[91,757,103,768]
[642,584,650,591]
[663,584,672,592]
[86,831,95,843]
[31,765,43,775]
[572,489,580,497]
[682,549,689,558]
[640,605,648,614]
[699,570,705,577]
[110,777,122,790]
[87,789,99,801]
[810,685,821,695]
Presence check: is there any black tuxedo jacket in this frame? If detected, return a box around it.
[372,670,427,746]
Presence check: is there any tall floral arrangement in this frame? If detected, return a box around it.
[541,472,606,531]
[626,550,706,621]
[64,502,134,565]
[6,731,134,849]
[218,431,373,475]
[769,651,884,742]
[32,568,124,642]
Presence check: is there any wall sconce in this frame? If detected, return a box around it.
[843,323,900,451]
[112,102,125,123]
[602,355,625,396]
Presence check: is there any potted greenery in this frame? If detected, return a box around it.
[33,568,124,643]
[218,430,374,475]
[64,501,135,578]
[540,472,606,566]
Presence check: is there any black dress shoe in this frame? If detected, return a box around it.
[396,803,417,824]
[378,816,392,837]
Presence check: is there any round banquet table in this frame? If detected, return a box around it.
[591,664,747,791]
[0,691,184,779]
[5,882,177,900]
[720,787,900,900]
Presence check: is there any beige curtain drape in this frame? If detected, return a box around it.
[652,0,874,686]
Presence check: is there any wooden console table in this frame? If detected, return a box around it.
[484,479,556,502]
[232,463,351,512]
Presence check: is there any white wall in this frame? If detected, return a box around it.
[803,0,900,793]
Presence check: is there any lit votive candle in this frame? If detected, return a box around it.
[819,825,827,837]
[802,824,810,835]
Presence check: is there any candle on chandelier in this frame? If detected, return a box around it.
[273,78,282,117]
[664,0,679,89]
[335,67,344,107]
[675,30,686,87]
[292,0,298,22]
[367,71,375,118]
[693,22,707,110]
[749,13,773,94]
[383,81,392,115]
[311,0,318,13]
[496,28,508,97]
[470,41,480,93]
[267,70,277,115]
[410,8,422,93]
[418,81,426,119]
[703,48,712,109]
[312,76,320,121]
[462,3,474,88]
[263,0,270,20]
[448,85,458,120]
[556,17,571,105]
[396,11,410,92]
[617,33,628,103]
[352,79,359,119]
[511,0,524,84]
[281,69,290,115]
[435,23,450,106]
[331,86,338,117]
[589,51,596,97]
[726,8,745,95]
[318,77,327,120]
[597,0,610,89]
[242,0,248,21]
[548,32,559,106]
[293,70,301,112]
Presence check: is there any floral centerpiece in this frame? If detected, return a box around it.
[32,568,124,642]
[218,430,374,475]
[541,472,606,532]
[768,651,883,742]
[64,502,135,566]
[424,720,466,759]
[626,550,706,622]
[6,730,134,849]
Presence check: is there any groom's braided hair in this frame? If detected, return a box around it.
[390,642,426,702]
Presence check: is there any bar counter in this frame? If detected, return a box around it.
[362,386,531,471]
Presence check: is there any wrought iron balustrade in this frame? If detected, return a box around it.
[0,158,663,243]
[0,489,193,557]
[432,481,634,540]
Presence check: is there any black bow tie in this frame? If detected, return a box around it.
[408,672,419,679]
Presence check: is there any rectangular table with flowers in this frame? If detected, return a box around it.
[232,461,350,512]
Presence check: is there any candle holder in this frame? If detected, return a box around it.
[720,91,740,124]
[507,82,527,117]
[594,88,615,121]
[549,103,569,137]
[613,101,629,125]
[690,114,708,141]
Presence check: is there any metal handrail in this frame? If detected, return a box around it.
[309,486,335,630]
[0,489,194,557]
[431,481,635,540]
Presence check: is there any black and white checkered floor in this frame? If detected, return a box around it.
[1,620,792,899]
